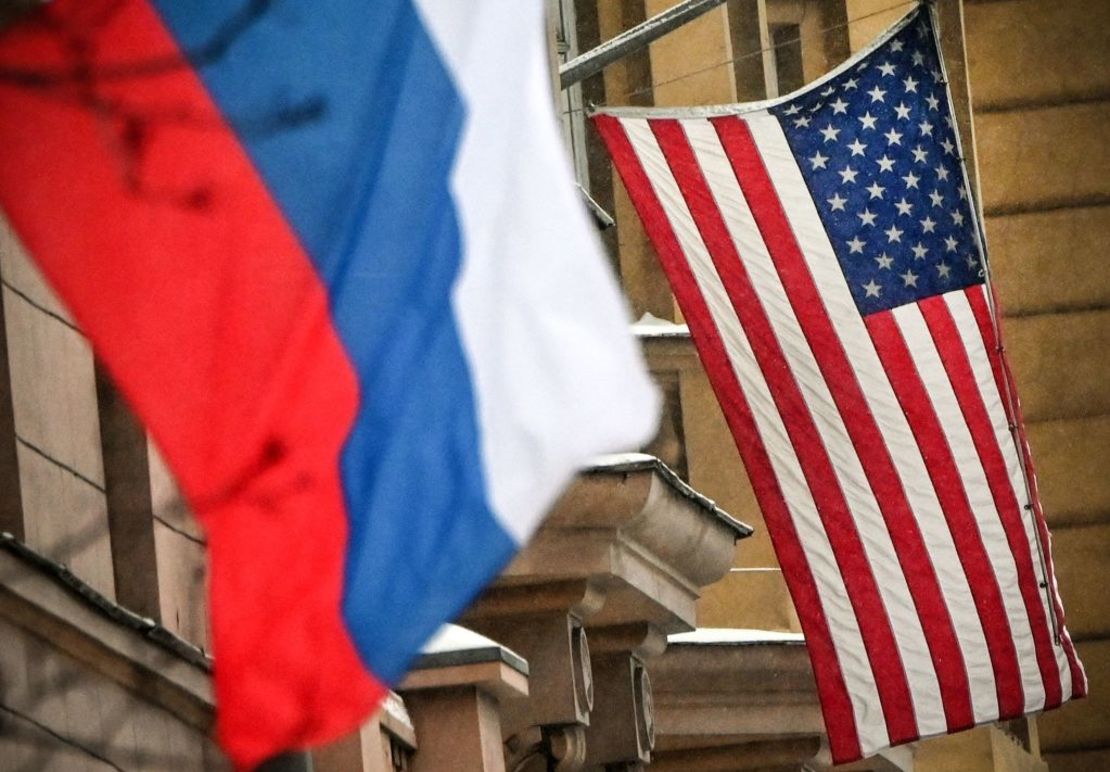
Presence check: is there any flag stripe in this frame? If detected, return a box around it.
[654,116,927,741]
[948,291,1073,703]
[865,309,1021,720]
[676,118,979,738]
[685,117,1005,730]
[593,114,869,761]
[891,304,1044,705]
[965,288,1087,698]
[705,114,932,742]
[918,297,1063,711]
[0,2,387,764]
[150,0,520,683]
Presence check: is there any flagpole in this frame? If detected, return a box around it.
[924,0,1060,642]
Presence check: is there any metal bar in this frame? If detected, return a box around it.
[558,0,729,90]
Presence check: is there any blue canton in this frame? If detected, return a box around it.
[771,10,983,316]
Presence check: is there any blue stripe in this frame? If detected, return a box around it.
[150,0,515,682]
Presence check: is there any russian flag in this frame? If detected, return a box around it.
[0,1,658,767]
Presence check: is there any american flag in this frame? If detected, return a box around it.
[594,6,1085,763]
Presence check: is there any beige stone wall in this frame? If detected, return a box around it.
[0,220,115,602]
[961,2,1110,769]
[0,617,224,771]
[148,441,210,649]
[1,214,209,652]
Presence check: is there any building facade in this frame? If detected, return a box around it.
[1,1,1106,770]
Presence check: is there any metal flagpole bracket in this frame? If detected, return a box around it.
[558,0,729,91]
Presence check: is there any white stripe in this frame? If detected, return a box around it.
[946,288,1070,703]
[743,114,1000,730]
[891,303,1045,709]
[621,117,890,755]
[415,0,660,543]
[683,118,949,737]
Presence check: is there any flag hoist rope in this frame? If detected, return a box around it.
[924,0,1061,643]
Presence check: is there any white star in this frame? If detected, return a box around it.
[951,209,966,225]
[929,189,945,207]
[912,51,925,67]
[902,270,919,287]
[894,102,912,120]
[885,224,904,243]
[858,208,878,226]
[912,145,929,164]
[926,93,940,111]
[876,252,894,269]
[843,77,859,90]
[902,171,921,189]
[866,181,886,200]
[794,115,812,128]
[966,254,979,270]
[821,85,836,97]
[937,262,952,279]
[863,279,882,298]
[839,166,859,184]
[957,185,968,200]
[944,115,955,128]
[895,197,914,216]
[935,165,950,181]
[884,128,903,146]
[878,61,897,77]
[941,138,956,155]
[920,216,936,233]
[808,102,825,114]
[784,104,802,116]
[931,67,944,84]
[859,112,878,130]
[911,242,929,260]
[868,85,887,103]
[820,124,841,143]
[903,75,919,93]
[944,235,958,252]
[847,235,866,254]
[876,155,896,172]
[809,151,830,170]
[918,120,934,136]
[831,98,849,115]
[891,40,905,52]
[827,193,848,211]
[847,138,868,157]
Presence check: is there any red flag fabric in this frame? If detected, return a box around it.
[594,6,1084,763]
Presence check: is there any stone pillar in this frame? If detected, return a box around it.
[399,625,529,772]
[312,693,416,772]
[96,364,160,620]
[463,456,749,770]
[463,581,602,771]
[0,256,22,538]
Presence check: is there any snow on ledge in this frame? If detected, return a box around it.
[668,628,805,646]
[631,312,690,338]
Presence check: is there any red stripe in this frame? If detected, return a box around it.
[710,115,926,744]
[0,2,383,766]
[966,288,1087,698]
[919,297,1062,711]
[866,311,1023,718]
[593,113,863,763]
[652,118,932,739]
